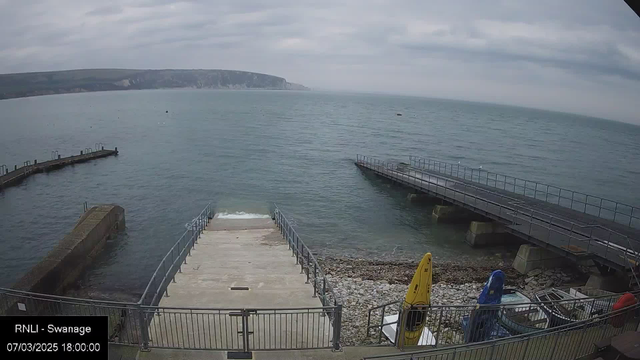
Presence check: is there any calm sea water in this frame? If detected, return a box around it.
[1,89,639,297]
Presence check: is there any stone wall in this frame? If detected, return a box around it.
[12,205,125,295]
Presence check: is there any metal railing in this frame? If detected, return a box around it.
[0,288,143,345]
[272,204,341,308]
[409,156,640,230]
[356,155,640,271]
[363,302,640,360]
[139,203,213,307]
[1,202,342,352]
[366,289,634,349]
[1,145,113,182]
[272,204,343,350]
[141,305,339,350]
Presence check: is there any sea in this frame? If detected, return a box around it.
[1,89,639,297]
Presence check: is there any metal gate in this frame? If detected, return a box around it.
[144,306,340,351]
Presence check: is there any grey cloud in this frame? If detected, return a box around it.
[86,5,124,16]
[0,0,639,123]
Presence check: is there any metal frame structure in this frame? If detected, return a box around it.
[356,155,640,273]
[366,290,638,349]
[363,302,640,360]
[408,156,639,229]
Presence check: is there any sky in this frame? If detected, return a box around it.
[1,0,639,124]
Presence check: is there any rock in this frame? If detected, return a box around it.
[529,269,542,276]
[317,256,588,346]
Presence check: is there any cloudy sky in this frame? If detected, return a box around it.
[1,0,639,123]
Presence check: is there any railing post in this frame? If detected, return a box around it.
[519,336,530,360]
[332,305,342,351]
[548,330,561,359]
[138,305,150,351]
[322,277,327,306]
[305,251,310,283]
[313,263,317,297]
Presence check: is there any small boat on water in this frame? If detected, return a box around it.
[498,288,549,334]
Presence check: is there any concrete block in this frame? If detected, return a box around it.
[432,205,477,223]
[513,244,565,274]
[469,221,495,234]
[465,221,513,247]
[11,205,125,299]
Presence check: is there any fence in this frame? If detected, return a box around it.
[363,302,640,360]
[356,155,640,272]
[272,204,343,350]
[272,204,341,309]
[141,305,339,350]
[1,202,342,352]
[409,156,640,230]
[366,289,634,349]
[139,203,213,307]
[0,287,143,345]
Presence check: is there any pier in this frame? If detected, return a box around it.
[0,147,118,189]
[356,155,640,275]
[136,204,342,356]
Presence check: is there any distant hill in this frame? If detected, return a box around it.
[0,69,309,100]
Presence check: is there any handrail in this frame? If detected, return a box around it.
[409,155,639,229]
[0,287,138,306]
[138,202,213,306]
[407,155,640,287]
[365,288,638,345]
[272,204,341,307]
[360,155,630,240]
[140,305,340,311]
[272,204,343,350]
[363,301,640,359]
[356,155,640,270]
[407,162,640,255]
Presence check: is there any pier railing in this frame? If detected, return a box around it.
[1,202,343,351]
[366,289,633,349]
[363,302,640,360]
[140,305,339,350]
[408,156,639,230]
[272,204,343,350]
[139,203,213,307]
[356,155,640,272]
[272,204,341,308]
[0,145,118,189]
[0,287,341,351]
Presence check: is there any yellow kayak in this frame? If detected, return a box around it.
[402,253,432,346]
